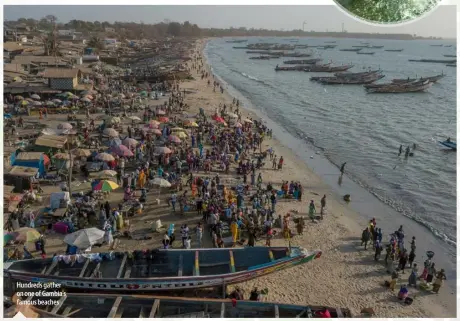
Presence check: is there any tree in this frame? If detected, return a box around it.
[87,36,105,52]
[41,31,61,56]
[167,22,181,37]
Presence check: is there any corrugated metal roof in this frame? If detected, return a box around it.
[34,135,67,149]
[43,68,80,79]
[16,152,44,161]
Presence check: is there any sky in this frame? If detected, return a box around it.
[3,5,456,38]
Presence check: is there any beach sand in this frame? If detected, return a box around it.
[13,38,454,318]
[186,39,455,317]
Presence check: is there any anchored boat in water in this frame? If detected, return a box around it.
[438,140,456,150]
[10,293,351,318]
[391,73,445,84]
[4,247,321,293]
[365,79,432,93]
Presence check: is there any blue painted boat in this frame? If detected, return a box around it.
[18,293,351,318]
[4,247,321,293]
[438,140,456,150]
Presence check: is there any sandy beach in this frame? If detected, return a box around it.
[186,39,456,317]
[8,38,455,318]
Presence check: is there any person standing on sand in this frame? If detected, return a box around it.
[340,162,346,175]
[426,263,436,283]
[361,227,371,250]
[320,195,326,218]
[408,263,418,287]
[398,249,408,273]
[308,200,316,222]
[408,249,416,268]
[272,155,277,169]
[278,156,284,170]
[389,270,399,291]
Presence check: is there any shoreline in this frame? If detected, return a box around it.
[193,38,455,317]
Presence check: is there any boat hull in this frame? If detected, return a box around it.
[4,248,321,293]
[438,141,457,150]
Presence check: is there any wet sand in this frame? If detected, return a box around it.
[190,39,455,317]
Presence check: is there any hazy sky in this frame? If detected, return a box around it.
[4,5,456,38]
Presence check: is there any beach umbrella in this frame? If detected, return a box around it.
[151,177,172,188]
[185,121,199,128]
[97,170,118,178]
[150,120,161,126]
[95,152,115,162]
[122,137,138,147]
[168,135,182,144]
[52,99,62,104]
[62,100,72,106]
[127,116,141,121]
[214,116,225,123]
[139,91,148,97]
[154,146,172,154]
[107,138,122,147]
[150,129,162,136]
[103,116,121,124]
[227,113,238,118]
[103,128,119,137]
[72,149,91,157]
[11,227,41,243]
[244,118,254,124]
[84,95,93,100]
[80,97,91,103]
[171,127,186,132]
[158,117,169,123]
[20,100,29,106]
[234,122,243,128]
[157,110,166,115]
[44,101,55,106]
[57,122,73,130]
[70,96,80,100]
[14,95,24,100]
[30,94,41,100]
[64,91,74,97]
[63,228,105,249]
[32,101,42,106]
[175,131,188,139]
[93,180,120,192]
[145,123,159,129]
[25,98,34,102]
[110,145,134,157]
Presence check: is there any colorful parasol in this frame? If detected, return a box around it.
[10,227,41,243]
[154,146,172,154]
[122,138,138,147]
[175,131,188,139]
[103,128,119,137]
[149,120,161,127]
[110,145,134,157]
[57,122,73,130]
[168,135,182,143]
[158,117,169,123]
[72,149,91,157]
[93,180,119,192]
[30,94,41,100]
[95,152,115,162]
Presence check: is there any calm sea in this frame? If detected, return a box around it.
[205,37,456,254]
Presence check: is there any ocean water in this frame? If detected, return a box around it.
[204,37,457,255]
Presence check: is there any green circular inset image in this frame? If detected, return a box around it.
[335,0,441,24]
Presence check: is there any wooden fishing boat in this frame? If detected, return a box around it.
[303,64,354,72]
[391,73,445,84]
[384,49,403,52]
[352,45,369,48]
[370,45,384,48]
[324,41,337,43]
[334,69,381,78]
[318,74,384,85]
[16,293,352,318]
[283,58,322,64]
[3,247,321,293]
[430,44,443,47]
[295,45,309,49]
[249,56,278,60]
[438,140,456,150]
[444,54,456,58]
[282,53,312,58]
[339,48,362,52]
[226,40,248,43]
[276,63,331,71]
[356,52,375,55]
[409,59,456,64]
[446,63,456,67]
[365,80,432,93]
[233,46,249,49]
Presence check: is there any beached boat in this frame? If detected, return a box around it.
[3,247,321,292]
[356,52,375,55]
[339,48,362,52]
[409,59,456,64]
[391,73,445,84]
[365,80,432,93]
[16,293,351,318]
[283,58,322,64]
[384,49,403,52]
[438,140,456,150]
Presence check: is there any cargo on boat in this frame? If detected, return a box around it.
[3,247,321,293]
[10,293,352,318]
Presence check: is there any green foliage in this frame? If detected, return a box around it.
[340,0,440,23]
